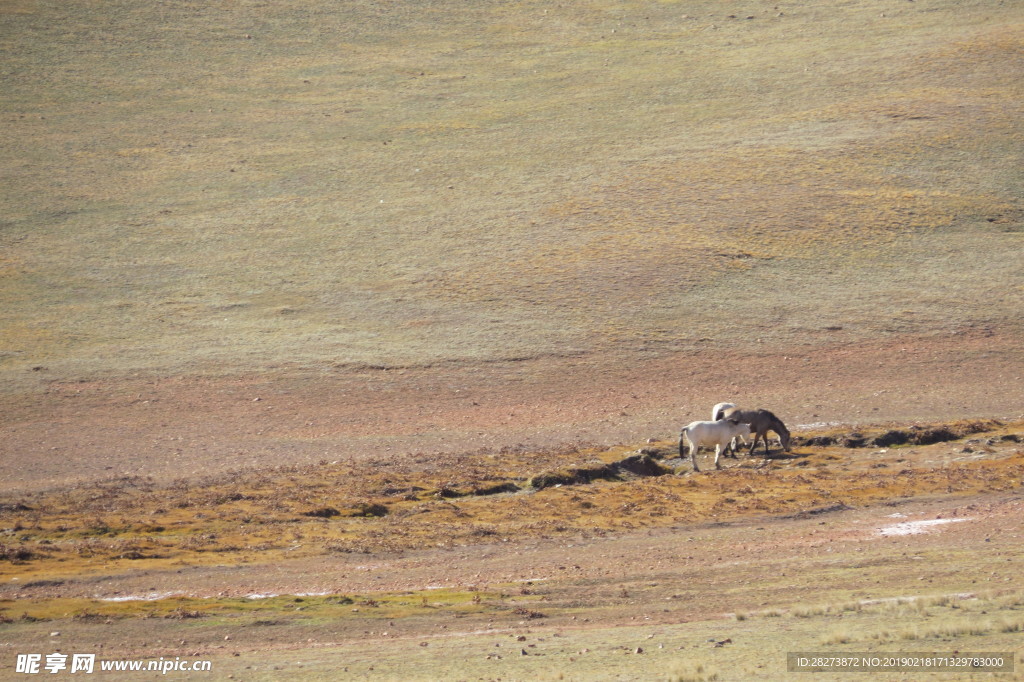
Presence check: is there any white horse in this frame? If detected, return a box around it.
[711,402,735,421]
[711,402,750,455]
[679,419,751,472]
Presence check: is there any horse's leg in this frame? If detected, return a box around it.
[690,442,701,473]
[738,430,752,456]
[714,443,723,469]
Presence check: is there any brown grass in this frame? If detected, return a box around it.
[1,0,1021,388]
[1,420,1021,593]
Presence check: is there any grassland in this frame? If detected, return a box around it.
[2,0,1023,678]
[2,0,1021,386]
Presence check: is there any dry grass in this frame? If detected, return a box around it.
[0,587,518,626]
[1,0,1021,389]
[852,591,1024,645]
[1,419,1021,612]
[668,660,721,682]
[718,586,1024,649]
[71,586,1018,681]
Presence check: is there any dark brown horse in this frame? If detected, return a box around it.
[720,407,791,456]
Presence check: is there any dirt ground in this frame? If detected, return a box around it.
[2,327,1021,493]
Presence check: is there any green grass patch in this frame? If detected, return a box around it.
[0,586,522,624]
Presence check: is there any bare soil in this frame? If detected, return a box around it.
[3,327,1020,493]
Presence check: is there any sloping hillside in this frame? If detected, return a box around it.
[1,0,1020,386]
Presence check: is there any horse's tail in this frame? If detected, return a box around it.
[679,428,691,457]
